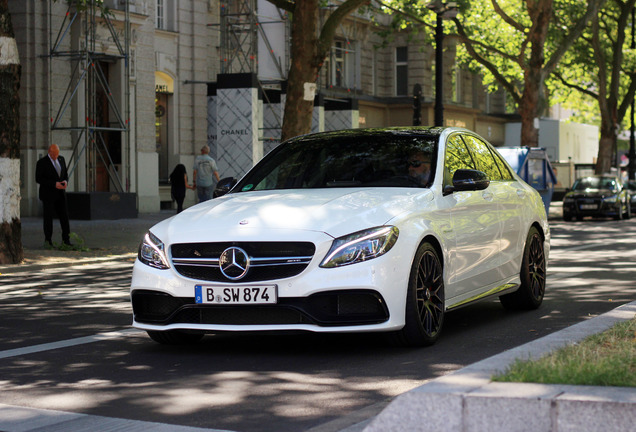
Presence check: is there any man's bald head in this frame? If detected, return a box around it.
[48,144,60,160]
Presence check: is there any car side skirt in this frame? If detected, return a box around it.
[446,281,519,311]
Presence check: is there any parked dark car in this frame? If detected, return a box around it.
[625,180,636,208]
[563,175,631,221]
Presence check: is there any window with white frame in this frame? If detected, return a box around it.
[156,0,164,29]
[156,0,175,31]
[395,46,408,96]
[325,39,358,90]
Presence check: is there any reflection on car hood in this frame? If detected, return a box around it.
[153,188,433,242]
[566,189,616,198]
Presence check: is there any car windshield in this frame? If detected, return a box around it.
[573,177,617,191]
[234,131,438,192]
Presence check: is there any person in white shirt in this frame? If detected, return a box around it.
[192,145,221,202]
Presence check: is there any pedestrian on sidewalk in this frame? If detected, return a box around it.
[192,145,220,203]
[35,144,72,246]
[169,163,194,213]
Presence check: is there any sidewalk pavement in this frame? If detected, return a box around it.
[2,202,635,431]
[0,210,174,275]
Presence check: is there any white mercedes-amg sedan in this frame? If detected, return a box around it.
[131,127,549,347]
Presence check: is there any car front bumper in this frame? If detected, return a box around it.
[563,199,621,218]
[130,246,411,334]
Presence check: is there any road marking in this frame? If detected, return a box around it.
[0,403,233,432]
[0,328,143,360]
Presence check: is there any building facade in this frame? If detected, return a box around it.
[11,0,509,217]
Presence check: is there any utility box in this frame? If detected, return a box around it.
[498,147,557,212]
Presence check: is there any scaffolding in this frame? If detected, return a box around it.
[218,0,289,141]
[48,0,131,193]
[219,0,288,79]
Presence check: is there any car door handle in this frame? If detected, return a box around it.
[516,189,526,199]
[482,192,494,201]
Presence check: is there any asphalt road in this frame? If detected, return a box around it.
[0,218,634,432]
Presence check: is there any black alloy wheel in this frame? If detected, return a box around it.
[500,226,546,310]
[395,242,445,347]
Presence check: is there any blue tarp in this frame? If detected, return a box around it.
[498,147,557,212]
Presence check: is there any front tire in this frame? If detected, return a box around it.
[394,242,445,347]
[500,227,546,310]
[147,330,204,345]
[614,203,623,220]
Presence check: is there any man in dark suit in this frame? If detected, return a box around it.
[35,144,72,246]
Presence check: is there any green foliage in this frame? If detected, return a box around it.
[45,232,90,252]
[550,0,636,132]
[383,0,599,110]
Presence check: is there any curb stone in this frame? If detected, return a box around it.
[362,300,636,432]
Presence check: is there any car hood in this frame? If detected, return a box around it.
[151,188,433,242]
[566,189,617,198]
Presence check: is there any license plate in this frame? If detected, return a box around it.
[580,204,597,210]
[195,285,277,304]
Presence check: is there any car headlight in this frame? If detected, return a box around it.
[138,231,170,269]
[320,226,399,268]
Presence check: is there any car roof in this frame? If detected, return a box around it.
[287,126,453,143]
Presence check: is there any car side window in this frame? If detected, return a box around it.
[461,135,504,181]
[490,148,515,181]
[444,134,476,187]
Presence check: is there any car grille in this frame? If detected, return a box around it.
[575,198,602,211]
[170,241,316,282]
[132,289,389,327]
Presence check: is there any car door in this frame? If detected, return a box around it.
[463,135,525,280]
[442,133,501,299]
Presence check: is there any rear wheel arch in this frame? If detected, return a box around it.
[500,225,546,310]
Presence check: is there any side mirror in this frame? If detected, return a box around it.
[452,169,490,192]
[213,177,237,198]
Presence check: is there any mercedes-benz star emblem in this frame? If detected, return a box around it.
[219,246,250,280]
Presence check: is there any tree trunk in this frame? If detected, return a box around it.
[276,0,368,142]
[280,0,320,142]
[519,87,539,148]
[519,0,552,148]
[596,118,616,175]
[0,0,23,264]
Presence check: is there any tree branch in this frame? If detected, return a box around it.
[490,0,525,32]
[265,0,295,13]
[453,18,522,104]
[553,71,598,99]
[618,74,636,121]
[544,0,607,75]
[373,0,434,30]
[318,0,370,56]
